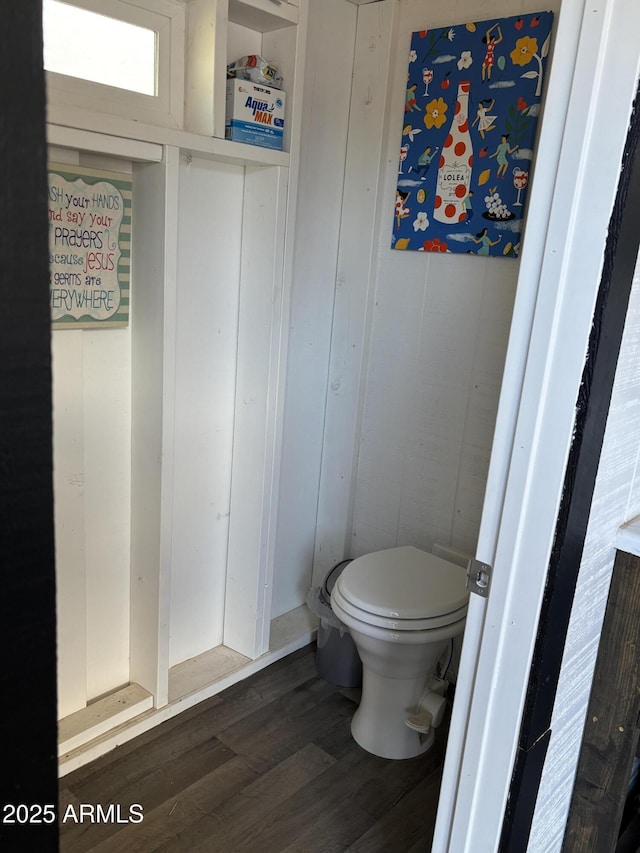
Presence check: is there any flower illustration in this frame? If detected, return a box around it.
[457,50,472,70]
[424,97,448,130]
[403,123,422,142]
[423,237,448,253]
[409,49,417,63]
[510,33,550,97]
[510,36,538,66]
[420,27,455,63]
[413,211,429,232]
[517,96,528,112]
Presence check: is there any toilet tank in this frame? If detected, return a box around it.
[432,543,471,569]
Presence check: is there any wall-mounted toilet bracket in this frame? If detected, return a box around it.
[466,558,492,598]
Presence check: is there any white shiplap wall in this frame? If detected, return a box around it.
[271,0,358,616]
[168,156,243,667]
[53,327,132,714]
[52,149,132,718]
[350,0,560,561]
[528,252,640,851]
[53,150,245,707]
[352,252,517,558]
[304,0,559,591]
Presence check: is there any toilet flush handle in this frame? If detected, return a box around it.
[405,708,433,734]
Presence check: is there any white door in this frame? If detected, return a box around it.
[433,1,640,850]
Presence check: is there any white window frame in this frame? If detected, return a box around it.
[44,0,185,129]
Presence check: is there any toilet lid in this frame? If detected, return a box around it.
[334,546,469,621]
[331,584,468,631]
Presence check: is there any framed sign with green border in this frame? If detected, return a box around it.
[48,163,131,328]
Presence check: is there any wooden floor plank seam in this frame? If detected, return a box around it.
[59,645,445,852]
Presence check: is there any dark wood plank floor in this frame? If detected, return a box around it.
[59,645,447,852]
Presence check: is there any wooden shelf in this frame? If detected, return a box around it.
[229,0,298,32]
[47,106,290,168]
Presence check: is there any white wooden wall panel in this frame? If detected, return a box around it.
[224,164,289,658]
[83,328,132,700]
[54,325,132,711]
[130,151,180,707]
[262,26,298,154]
[169,156,243,667]
[76,152,133,700]
[312,0,395,588]
[52,147,133,713]
[226,22,261,83]
[53,331,88,718]
[451,261,518,552]
[529,255,640,852]
[185,0,228,137]
[336,0,530,568]
[271,0,357,617]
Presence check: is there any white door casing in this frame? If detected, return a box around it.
[434,0,640,850]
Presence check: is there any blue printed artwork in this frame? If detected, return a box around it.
[392,12,553,258]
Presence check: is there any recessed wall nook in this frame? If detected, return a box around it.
[51,0,310,774]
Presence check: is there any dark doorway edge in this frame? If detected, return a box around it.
[0,4,59,851]
[498,78,640,851]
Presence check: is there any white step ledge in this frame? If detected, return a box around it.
[59,606,318,777]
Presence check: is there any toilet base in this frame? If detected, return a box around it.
[350,671,441,760]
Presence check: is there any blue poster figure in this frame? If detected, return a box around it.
[405,84,419,112]
[472,99,497,139]
[463,189,474,220]
[473,227,501,255]
[481,23,503,82]
[490,134,519,178]
[409,145,439,179]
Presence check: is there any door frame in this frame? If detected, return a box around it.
[433,0,640,850]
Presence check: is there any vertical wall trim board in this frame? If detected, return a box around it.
[310,6,358,571]
[312,0,396,585]
[499,79,640,852]
[271,0,355,615]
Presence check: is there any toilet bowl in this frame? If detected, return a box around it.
[330,545,469,760]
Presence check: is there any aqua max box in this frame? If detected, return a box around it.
[225,80,286,150]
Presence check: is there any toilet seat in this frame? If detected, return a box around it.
[333,545,469,630]
[331,584,468,631]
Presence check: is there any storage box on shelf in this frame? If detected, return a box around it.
[225,78,286,149]
[186,0,299,152]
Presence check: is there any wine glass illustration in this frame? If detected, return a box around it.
[399,144,409,174]
[513,168,529,206]
[422,68,433,96]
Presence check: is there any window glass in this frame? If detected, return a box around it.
[43,0,157,96]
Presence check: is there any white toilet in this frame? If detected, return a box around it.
[330,545,469,760]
